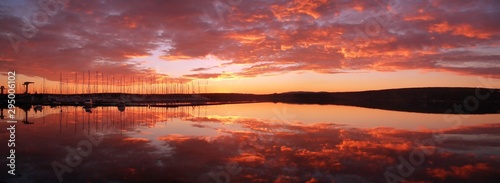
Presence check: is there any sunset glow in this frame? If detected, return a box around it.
[2,1,500,182]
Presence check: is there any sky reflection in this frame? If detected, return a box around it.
[0,103,499,182]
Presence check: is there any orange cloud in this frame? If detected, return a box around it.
[123,137,150,142]
[428,163,492,180]
[271,0,328,21]
[226,32,266,44]
[429,22,494,39]
[158,134,200,142]
[403,14,434,21]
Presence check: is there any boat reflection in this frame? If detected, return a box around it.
[22,108,35,124]
[34,105,43,112]
[118,101,126,112]
[84,106,93,113]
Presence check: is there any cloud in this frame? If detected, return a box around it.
[190,67,213,72]
[427,163,493,180]
[1,0,500,82]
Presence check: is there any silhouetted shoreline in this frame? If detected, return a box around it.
[2,87,499,114]
[270,87,500,114]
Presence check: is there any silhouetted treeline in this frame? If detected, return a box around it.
[271,87,500,114]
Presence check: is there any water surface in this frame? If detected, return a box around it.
[1,103,499,182]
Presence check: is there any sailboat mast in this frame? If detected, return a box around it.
[66,78,68,94]
[43,77,46,94]
[75,72,78,94]
[87,70,90,94]
[59,73,62,95]
[95,71,98,94]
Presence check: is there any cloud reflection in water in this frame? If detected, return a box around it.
[0,104,499,182]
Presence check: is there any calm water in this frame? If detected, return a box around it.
[1,103,500,183]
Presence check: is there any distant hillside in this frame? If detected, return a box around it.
[270,87,500,114]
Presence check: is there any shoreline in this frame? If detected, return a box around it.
[1,87,499,114]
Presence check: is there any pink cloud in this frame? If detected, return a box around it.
[1,0,499,82]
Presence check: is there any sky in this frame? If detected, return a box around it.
[1,0,500,93]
